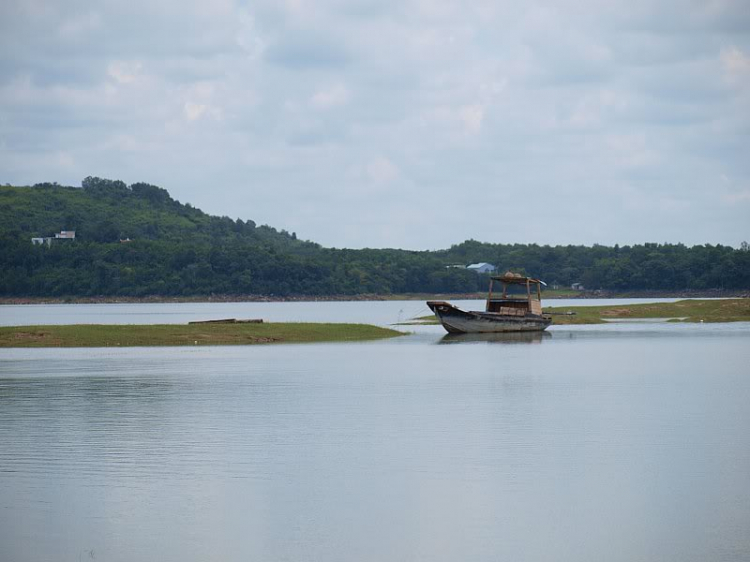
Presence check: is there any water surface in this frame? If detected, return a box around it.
[1,302,749,562]
[0,297,684,327]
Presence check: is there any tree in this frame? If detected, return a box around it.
[82,177,129,198]
[131,182,173,205]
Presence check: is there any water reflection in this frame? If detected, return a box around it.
[438,331,551,344]
[2,306,750,562]
[0,297,686,327]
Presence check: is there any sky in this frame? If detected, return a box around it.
[1,0,749,250]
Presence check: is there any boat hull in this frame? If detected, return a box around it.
[427,301,551,334]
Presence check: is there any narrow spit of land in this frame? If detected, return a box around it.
[0,323,404,348]
[411,299,750,325]
[545,298,750,324]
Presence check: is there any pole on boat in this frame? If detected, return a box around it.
[526,279,531,310]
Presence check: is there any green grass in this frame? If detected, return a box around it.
[409,299,750,325]
[0,322,405,348]
[542,288,582,298]
[544,298,750,325]
[396,316,439,326]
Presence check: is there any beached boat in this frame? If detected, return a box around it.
[427,272,552,334]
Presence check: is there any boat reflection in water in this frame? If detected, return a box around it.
[437,331,551,345]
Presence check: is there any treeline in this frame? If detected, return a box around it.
[0,179,748,297]
[436,240,750,291]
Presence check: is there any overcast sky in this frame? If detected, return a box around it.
[1,0,748,249]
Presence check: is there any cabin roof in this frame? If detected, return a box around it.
[490,271,543,284]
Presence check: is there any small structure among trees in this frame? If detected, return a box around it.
[466,262,496,274]
[31,230,75,246]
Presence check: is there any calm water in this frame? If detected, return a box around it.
[0,297,684,327]
[1,301,749,562]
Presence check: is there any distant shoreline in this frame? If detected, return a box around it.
[407,298,750,326]
[1,288,747,305]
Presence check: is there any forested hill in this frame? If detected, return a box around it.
[1,178,749,297]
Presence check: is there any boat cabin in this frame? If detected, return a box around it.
[485,272,545,317]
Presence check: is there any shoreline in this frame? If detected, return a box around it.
[0,322,405,348]
[410,299,750,326]
[1,288,747,306]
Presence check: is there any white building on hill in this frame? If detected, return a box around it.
[466,262,496,274]
[31,230,76,247]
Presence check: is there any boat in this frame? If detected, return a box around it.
[427,271,552,334]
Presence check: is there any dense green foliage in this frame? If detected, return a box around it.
[1,179,748,296]
[435,239,750,291]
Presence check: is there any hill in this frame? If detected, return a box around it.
[1,178,748,297]
[0,178,483,296]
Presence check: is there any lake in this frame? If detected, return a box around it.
[1,300,749,562]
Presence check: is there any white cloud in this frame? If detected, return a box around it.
[366,156,399,183]
[55,151,75,169]
[282,0,311,19]
[721,188,750,204]
[184,102,207,121]
[236,10,266,59]
[721,46,750,71]
[181,81,225,122]
[310,83,350,109]
[604,133,659,169]
[107,61,143,84]
[58,11,102,39]
[721,46,750,87]
[1,0,749,248]
[458,104,484,135]
[568,89,628,128]
[104,134,142,152]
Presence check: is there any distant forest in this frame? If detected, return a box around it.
[1,178,749,297]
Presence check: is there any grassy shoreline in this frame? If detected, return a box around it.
[0,322,405,348]
[411,299,750,326]
[545,299,750,325]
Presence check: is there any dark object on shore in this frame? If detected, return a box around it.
[427,272,552,334]
[188,318,263,324]
[545,311,577,316]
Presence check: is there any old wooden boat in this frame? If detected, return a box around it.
[427,272,552,334]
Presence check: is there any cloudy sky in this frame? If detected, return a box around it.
[1,0,748,249]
